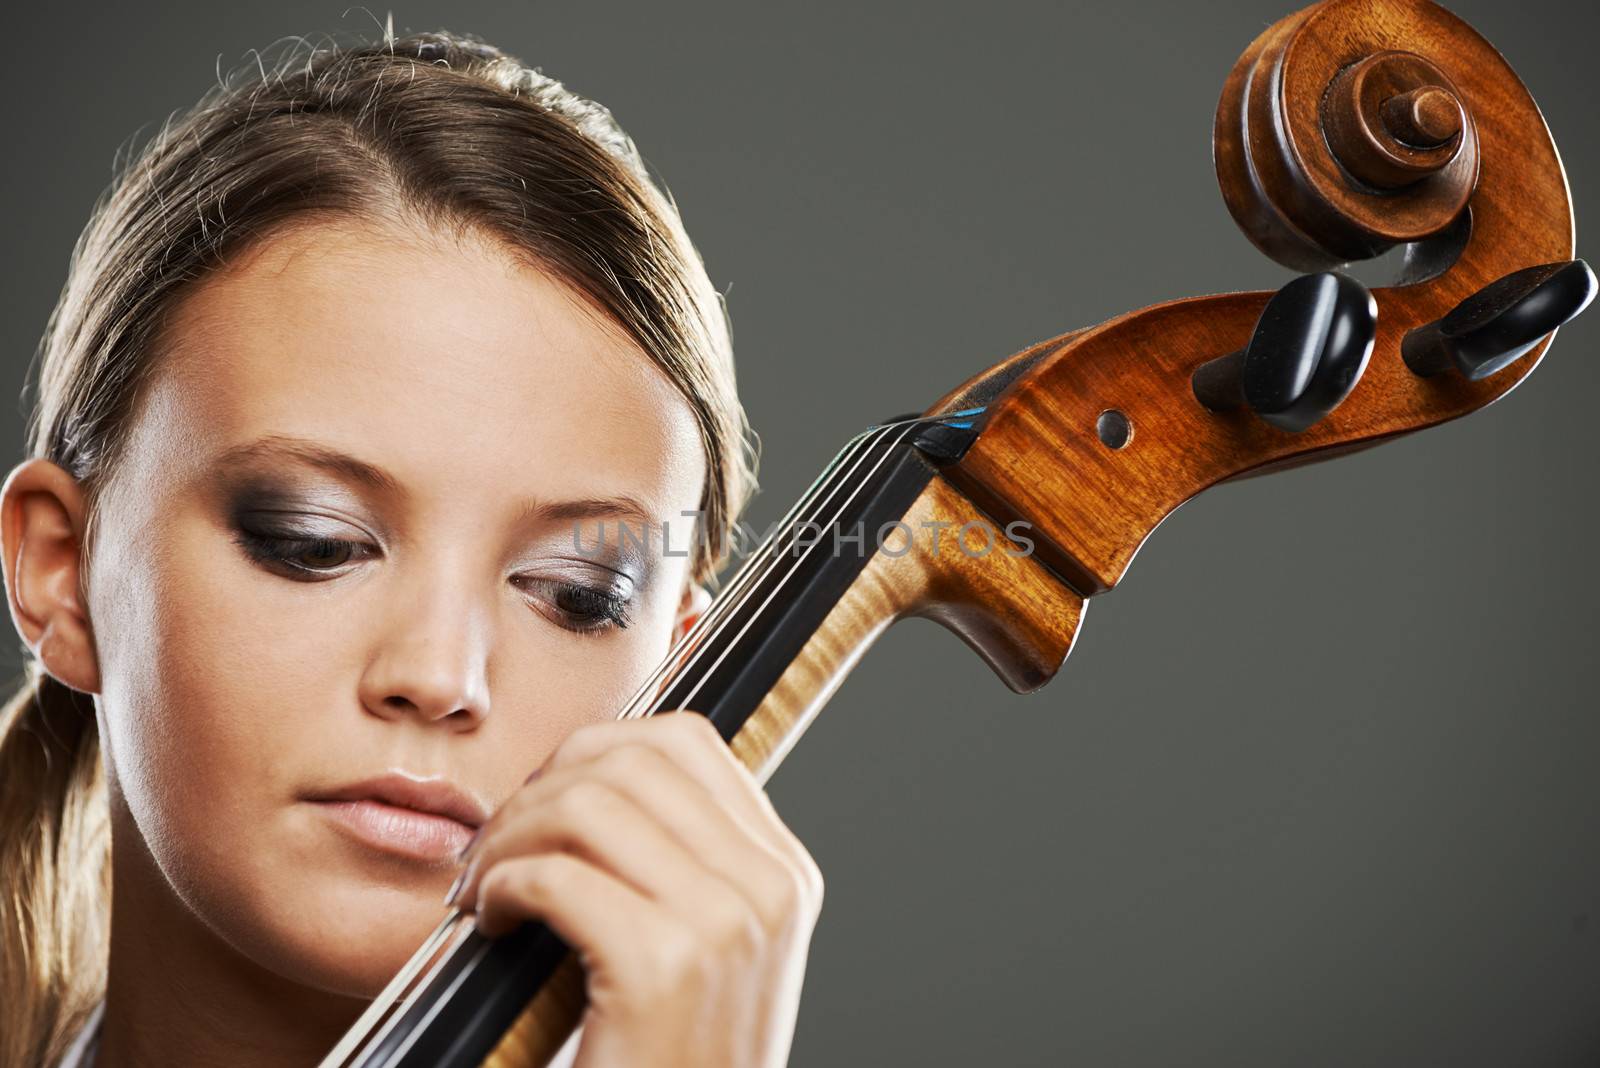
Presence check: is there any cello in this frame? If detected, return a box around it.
[316,0,1596,1063]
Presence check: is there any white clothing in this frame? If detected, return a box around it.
[54,1001,102,1068]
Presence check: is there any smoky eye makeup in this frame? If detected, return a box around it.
[508,550,651,636]
[513,508,679,636]
[222,478,383,581]
[221,479,656,636]
[512,570,635,634]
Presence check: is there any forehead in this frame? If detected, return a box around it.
[136,216,705,522]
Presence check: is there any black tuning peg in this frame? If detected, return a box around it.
[1402,259,1597,381]
[1191,272,1377,433]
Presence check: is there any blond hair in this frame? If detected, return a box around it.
[0,28,758,1065]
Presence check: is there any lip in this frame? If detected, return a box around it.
[304,772,488,864]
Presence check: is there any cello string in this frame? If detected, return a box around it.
[345,909,491,1067]
[609,404,979,724]
[614,415,933,722]
[609,419,911,721]
[628,416,929,720]
[327,410,959,1063]
[316,912,469,1067]
[619,405,980,719]
[602,423,890,720]
[561,410,937,734]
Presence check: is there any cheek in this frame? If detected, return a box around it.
[480,572,688,787]
[96,515,333,909]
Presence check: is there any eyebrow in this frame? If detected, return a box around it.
[215,434,663,527]
[215,435,402,496]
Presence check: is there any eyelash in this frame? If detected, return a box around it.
[513,576,634,634]
[232,529,634,635]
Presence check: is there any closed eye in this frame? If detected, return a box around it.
[233,528,377,579]
[512,575,634,635]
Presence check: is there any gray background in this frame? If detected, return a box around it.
[6,2,1596,1065]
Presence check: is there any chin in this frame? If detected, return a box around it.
[187,838,449,1001]
[283,878,447,998]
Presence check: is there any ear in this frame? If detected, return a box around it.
[670,578,713,647]
[0,458,100,694]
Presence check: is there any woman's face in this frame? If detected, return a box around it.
[81,216,707,996]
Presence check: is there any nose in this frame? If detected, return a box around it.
[358,566,493,732]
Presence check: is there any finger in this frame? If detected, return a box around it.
[451,774,753,931]
[480,742,812,932]
[469,711,823,917]
[470,853,678,977]
[546,712,813,872]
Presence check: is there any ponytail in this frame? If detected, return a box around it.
[0,666,110,1067]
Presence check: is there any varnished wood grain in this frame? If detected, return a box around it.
[731,476,1084,784]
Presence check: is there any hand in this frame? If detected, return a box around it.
[448,711,824,1068]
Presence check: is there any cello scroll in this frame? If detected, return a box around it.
[933,0,1584,601]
